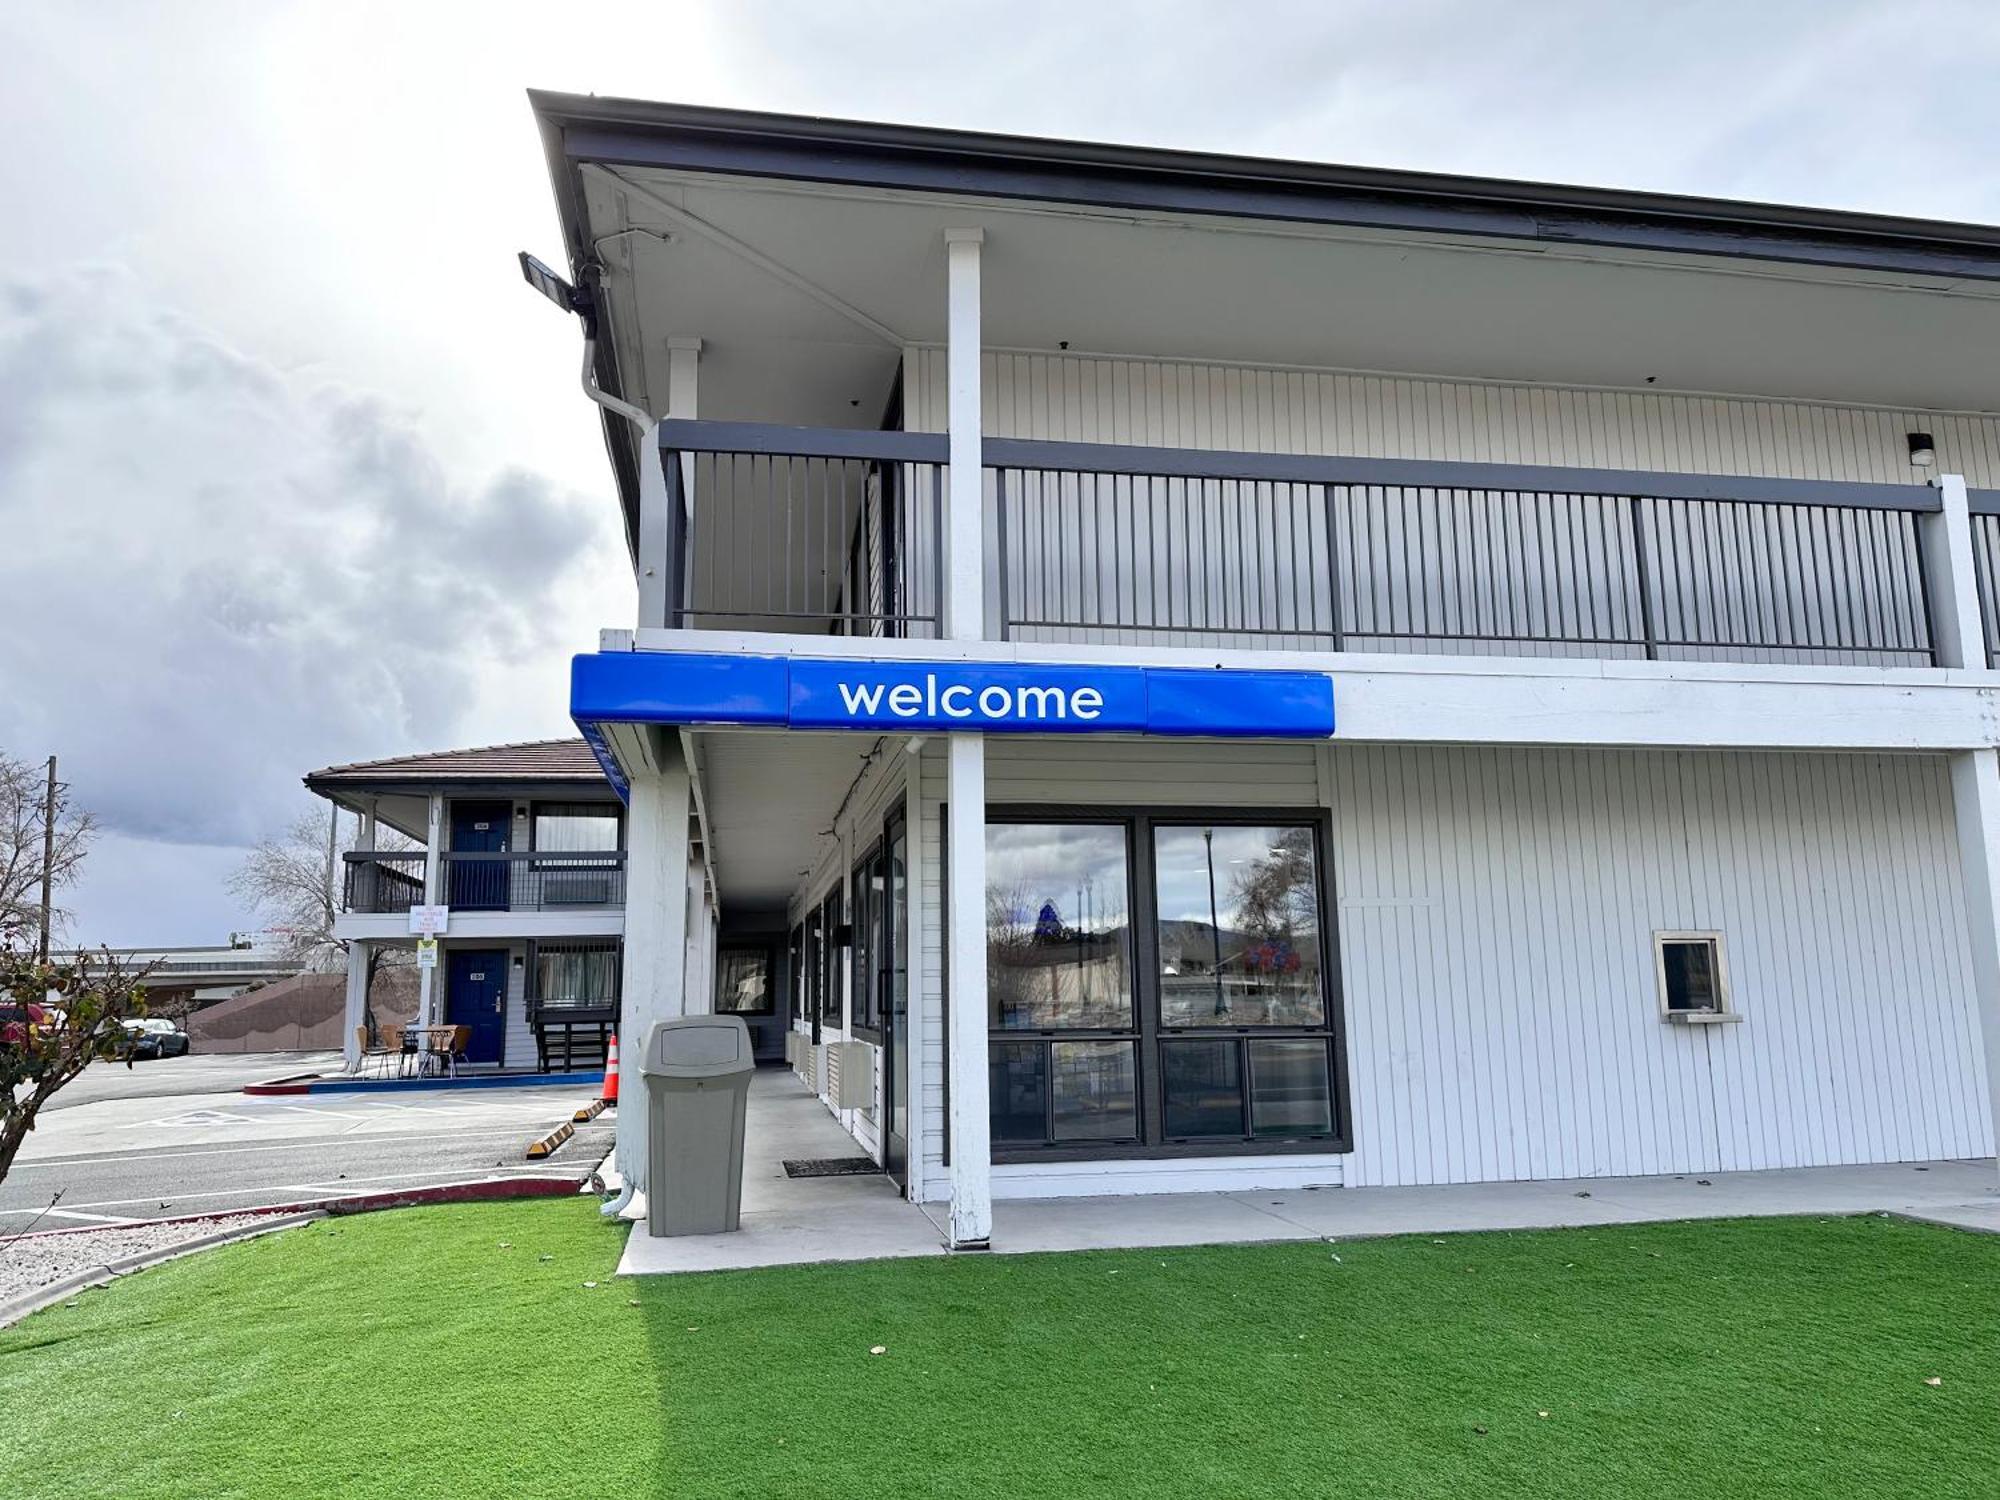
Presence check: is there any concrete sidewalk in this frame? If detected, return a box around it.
[617,1071,2000,1275]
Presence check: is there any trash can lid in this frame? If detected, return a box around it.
[640,1015,753,1077]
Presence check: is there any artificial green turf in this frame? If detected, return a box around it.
[1,1203,1995,1499]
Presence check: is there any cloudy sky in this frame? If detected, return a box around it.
[5,0,2000,944]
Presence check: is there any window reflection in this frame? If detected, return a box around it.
[1153,825,1325,1028]
[1051,1041,1137,1140]
[985,824,1132,1029]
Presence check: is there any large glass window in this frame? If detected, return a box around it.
[715,948,772,1015]
[986,813,1341,1157]
[985,823,1132,1030]
[1153,825,1325,1028]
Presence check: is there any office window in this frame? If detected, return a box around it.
[985,822,1132,1030]
[1657,933,1733,1020]
[532,802,621,852]
[716,948,773,1015]
[987,811,1342,1158]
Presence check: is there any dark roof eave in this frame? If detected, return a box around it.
[529,90,2000,283]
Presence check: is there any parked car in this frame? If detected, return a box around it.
[121,1017,190,1059]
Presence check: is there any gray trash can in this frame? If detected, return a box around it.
[640,1015,755,1236]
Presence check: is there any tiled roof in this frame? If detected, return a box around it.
[305,738,608,786]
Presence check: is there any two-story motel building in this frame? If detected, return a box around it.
[527,91,2000,1248]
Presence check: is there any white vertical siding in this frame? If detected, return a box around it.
[1328,745,1991,1186]
[916,740,948,1188]
[907,348,2000,485]
[501,941,533,1071]
[907,736,1990,1194]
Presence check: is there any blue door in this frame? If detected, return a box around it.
[446,949,508,1065]
[449,801,511,910]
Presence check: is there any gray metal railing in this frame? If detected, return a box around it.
[341,851,626,914]
[660,421,945,637]
[655,420,1948,667]
[342,853,426,914]
[1970,504,2000,666]
[988,440,1940,665]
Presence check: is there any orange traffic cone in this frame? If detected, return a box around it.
[602,1032,620,1106]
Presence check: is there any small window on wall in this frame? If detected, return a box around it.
[716,948,773,1015]
[1655,933,1737,1023]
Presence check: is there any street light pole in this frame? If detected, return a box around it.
[37,755,56,963]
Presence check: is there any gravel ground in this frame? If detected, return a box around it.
[0,1214,291,1304]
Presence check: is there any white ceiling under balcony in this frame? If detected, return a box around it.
[577,161,2000,434]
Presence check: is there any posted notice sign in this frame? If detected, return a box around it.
[416,937,439,970]
[409,905,449,936]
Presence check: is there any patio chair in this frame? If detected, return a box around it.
[444,1024,471,1078]
[352,1025,392,1078]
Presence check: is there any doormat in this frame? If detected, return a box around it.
[782,1157,881,1178]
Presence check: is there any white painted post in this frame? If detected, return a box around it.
[1921,474,1986,669]
[606,732,694,1220]
[341,939,370,1073]
[943,228,984,642]
[418,792,444,1028]
[1947,749,2000,1183]
[635,338,703,632]
[945,733,992,1248]
[940,226,992,1247]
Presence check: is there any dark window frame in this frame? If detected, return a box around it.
[850,839,887,1043]
[526,937,623,1017]
[819,886,846,1028]
[787,924,805,1024]
[984,804,1351,1164]
[715,943,776,1016]
[529,800,625,852]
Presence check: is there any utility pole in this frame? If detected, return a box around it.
[37,755,56,963]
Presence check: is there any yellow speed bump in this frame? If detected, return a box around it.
[525,1121,576,1160]
[572,1098,608,1124]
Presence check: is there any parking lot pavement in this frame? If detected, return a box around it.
[1,1060,612,1230]
[35,1050,339,1112]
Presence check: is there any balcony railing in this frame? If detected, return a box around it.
[662,421,945,637]
[342,851,627,914]
[342,852,425,914]
[654,419,1968,668]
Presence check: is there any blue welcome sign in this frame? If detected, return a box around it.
[572,651,1334,739]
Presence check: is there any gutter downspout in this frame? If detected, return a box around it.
[582,338,652,433]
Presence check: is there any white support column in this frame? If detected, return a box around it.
[608,732,694,1219]
[943,228,984,643]
[944,732,992,1248]
[1948,749,2000,1182]
[1921,474,1985,669]
[358,798,378,852]
[341,939,371,1073]
[635,337,702,631]
[418,791,444,1028]
[681,854,712,1018]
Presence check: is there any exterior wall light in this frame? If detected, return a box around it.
[1908,432,1937,468]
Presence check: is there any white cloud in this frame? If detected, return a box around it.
[0,266,624,858]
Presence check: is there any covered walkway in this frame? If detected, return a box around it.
[616,1069,2000,1275]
